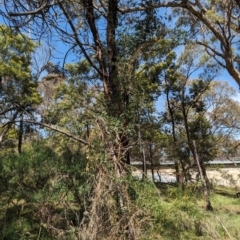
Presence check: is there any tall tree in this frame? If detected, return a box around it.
[1,2,180,236]
[161,43,218,182]
[2,1,174,164]
[203,80,240,158]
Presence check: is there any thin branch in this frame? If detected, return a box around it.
[58,2,103,77]
[93,1,107,17]
[196,41,224,58]
[2,119,89,145]
[8,1,63,16]
[205,48,226,68]
[0,107,17,115]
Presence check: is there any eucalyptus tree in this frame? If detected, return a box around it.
[163,77,217,181]
[2,0,222,194]
[203,81,240,158]
[1,1,175,164]
[161,43,218,186]
[1,1,178,237]
[162,62,217,210]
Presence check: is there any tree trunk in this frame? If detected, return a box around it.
[193,140,213,211]
[137,124,147,179]
[18,113,23,154]
[165,84,181,182]
[149,143,155,182]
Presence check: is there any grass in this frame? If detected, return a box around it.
[154,183,240,240]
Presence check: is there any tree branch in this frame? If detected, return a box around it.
[58,2,103,78]
[0,107,17,115]
[2,119,89,145]
[8,0,63,16]
[196,41,224,58]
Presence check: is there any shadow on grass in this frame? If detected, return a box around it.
[213,188,238,198]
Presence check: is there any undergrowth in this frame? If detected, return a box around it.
[0,142,240,239]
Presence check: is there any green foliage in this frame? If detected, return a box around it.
[0,25,42,153]
[1,1,240,238]
[0,141,90,239]
[189,115,217,161]
[0,25,36,78]
[0,25,41,105]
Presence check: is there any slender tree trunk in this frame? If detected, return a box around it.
[175,161,180,182]
[181,99,198,183]
[193,140,213,211]
[137,124,147,179]
[149,143,155,182]
[200,158,211,189]
[18,113,23,154]
[165,85,182,182]
[141,146,147,180]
